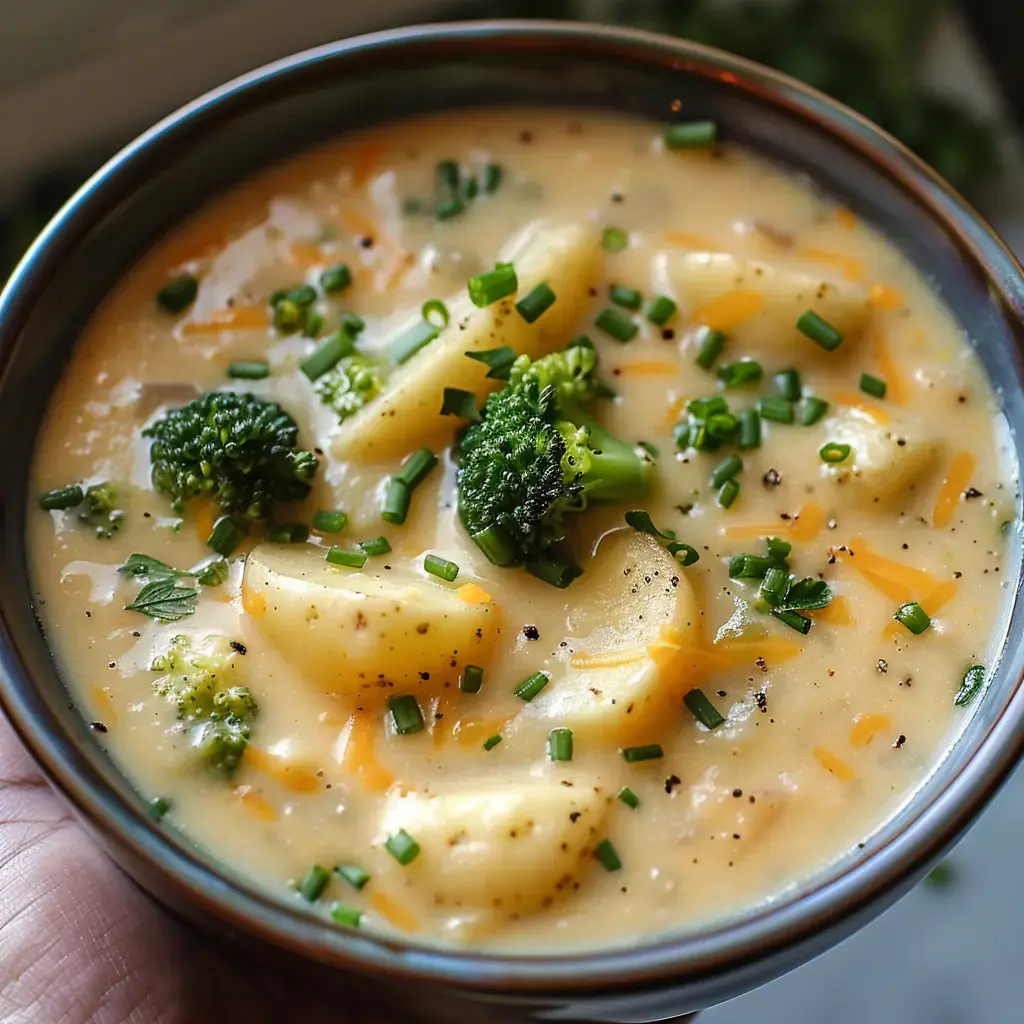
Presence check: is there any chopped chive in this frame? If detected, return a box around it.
[514,671,549,702]
[301,330,354,380]
[462,176,479,201]
[695,328,725,369]
[610,284,643,311]
[466,345,518,381]
[667,542,700,567]
[709,454,742,489]
[894,601,931,635]
[330,904,363,928]
[664,120,717,149]
[602,227,629,252]
[268,523,310,544]
[279,284,318,308]
[298,864,330,903]
[39,485,84,511]
[382,481,412,525]
[436,159,460,196]
[765,536,792,560]
[717,478,741,508]
[718,360,763,388]
[326,546,367,569]
[228,360,270,380]
[797,309,844,351]
[774,369,802,401]
[758,396,795,424]
[707,412,739,442]
[388,694,425,735]
[207,516,246,556]
[384,829,420,866]
[341,312,365,337]
[687,395,728,418]
[595,307,638,342]
[798,396,829,426]
[618,786,640,810]
[525,556,584,588]
[483,734,503,751]
[738,408,762,450]
[645,295,677,326]
[313,510,348,534]
[625,510,676,539]
[319,262,352,294]
[483,163,504,193]
[424,553,459,582]
[621,744,663,763]
[820,442,852,464]
[771,608,813,634]
[683,687,726,730]
[435,196,466,220]
[778,577,832,612]
[359,536,391,556]
[303,311,324,338]
[468,262,519,307]
[516,282,557,323]
[471,524,517,567]
[395,448,438,490]
[460,665,484,694]
[955,664,985,706]
[272,298,303,333]
[758,565,791,606]
[728,553,775,579]
[859,372,887,398]
[422,299,450,329]
[548,727,574,762]
[390,319,439,365]
[157,273,199,313]
[335,864,370,890]
[594,838,623,871]
[440,387,480,421]
[149,795,172,820]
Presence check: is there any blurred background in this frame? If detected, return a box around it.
[3,1,1023,1020]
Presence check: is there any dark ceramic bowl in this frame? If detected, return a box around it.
[2,20,1024,1024]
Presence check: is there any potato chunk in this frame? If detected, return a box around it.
[374,780,607,916]
[333,221,601,460]
[518,531,700,741]
[242,543,499,699]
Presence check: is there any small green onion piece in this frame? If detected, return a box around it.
[548,727,574,762]
[610,284,643,311]
[435,196,466,220]
[359,536,391,557]
[388,694,425,735]
[440,387,480,421]
[395,448,438,490]
[385,829,421,866]
[514,671,550,702]
[664,120,717,149]
[820,442,852,464]
[402,197,429,216]
[645,295,677,326]
[618,786,640,810]
[207,516,246,556]
[298,864,330,903]
[422,299,450,330]
[39,485,84,511]
[625,510,675,539]
[335,864,370,890]
[149,796,172,820]
[765,536,792,560]
[272,298,303,333]
[621,744,663,763]
[798,396,829,426]
[667,542,700,567]
[774,369,802,401]
[718,360,763,388]
[729,554,772,579]
[471,524,517,567]
[228,360,270,380]
[717,478,741,508]
[738,408,762,450]
[319,262,352,294]
[771,608,813,634]
[326,546,367,569]
[516,283,557,324]
[313,510,348,534]
[758,566,791,607]
[709,454,743,489]
[278,284,317,307]
[301,330,354,380]
[526,556,584,589]
[424,553,459,582]
[683,687,726,730]
[594,838,623,872]
[894,601,931,635]
[268,523,310,544]
[466,345,518,381]
[758,396,795,424]
[687,395,728,418]
[955,665,986,707]
[483,163,504,193]
[483,734,503,751]
[468,262,519,307]
[382,481,411,525]
[436,159,460,195]
[706,412,739,442]
[602,227,629,252]
[595,307,638,342]
[330,904,363,928]
[156,273,199,313]
[303,313,323,341]
[341,312,365,337]
[390,319,439,365]
[860,372,887,399]
[460,665,484,694]
[462,175,479,200]
[797,309,844,351]
[695,328,725,369]
[777,577,832,612]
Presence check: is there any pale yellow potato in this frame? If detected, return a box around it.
[517,531,700,742]
[241,543,500,700]
[333,221,602,460]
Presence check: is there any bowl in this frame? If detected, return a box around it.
[2,20,1024,1024]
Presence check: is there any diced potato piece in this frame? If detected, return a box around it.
[659,251,870,355]
[374,780,607,916]
[824,407,941,502]
[242,543,499,700]
[334,221,601,460]
[518,531,700,741]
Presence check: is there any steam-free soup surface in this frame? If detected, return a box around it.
[29,110,1014,950]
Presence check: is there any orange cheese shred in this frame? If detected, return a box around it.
[351,141,384,188]
[241,585,266,617]
[872,330,907,404]
[664,395,688,427]
[664,230,717,250]
[181,305,270,334]
[830,390,890,425]
[808,594,854,625]
[243,746,321,794]
[370,892,420,933]
[342,714,395,793]
[287,241,328,270]
[716,636,804,666]
[882,580,959,639]
[721,502,824,544]
[813,746,856,782]
[453,717,511,748]
[88,685,119,727]
[691,290,764,332]
[841,538,940,595]
[858,569,912,605]
[797,246,865,283]
[868,283,905,311]
[338,206,380,242]
[850,714,891,748]
[234,784,278,822]
[457,583,493,605]
[834,207,858,230]
[932,451,976,529]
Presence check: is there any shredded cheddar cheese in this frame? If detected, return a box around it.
[813,747,856,782]
[850,714,891,748]
[932,451,976,529]
[370,891,420,932]
[342,714,395,793]
[691,290,765,331]
[181,305,270,334]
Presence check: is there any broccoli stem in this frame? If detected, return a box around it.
[572,415,651,504]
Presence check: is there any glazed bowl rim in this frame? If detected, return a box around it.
[2,17,1024,996]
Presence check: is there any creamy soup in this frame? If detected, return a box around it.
[28,110,1014,950]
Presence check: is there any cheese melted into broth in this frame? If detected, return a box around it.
[28,111,1015,950]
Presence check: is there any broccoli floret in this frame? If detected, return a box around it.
[315,354,384,423]
[143,391,318,522]
[457,345,650,571]
[79,482,125,539]
[151,635,257,775]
